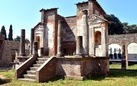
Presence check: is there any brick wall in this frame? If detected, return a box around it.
[0,40,20,67]
[108,33,137,46]
[56,57,109,78]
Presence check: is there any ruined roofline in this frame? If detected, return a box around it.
[93,0,106,14]
[76,0,106,15]
[76,1,88,5]
[33,22,41,29]
[40,8,58,12]
[65,15,76,18]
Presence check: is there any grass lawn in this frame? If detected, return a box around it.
[1,64,137,86]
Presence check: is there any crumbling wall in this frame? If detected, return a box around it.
[76,2,88,37]
[0,40,20,67]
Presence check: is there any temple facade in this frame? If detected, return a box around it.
[16,0,109,82]
[31,0,108,57]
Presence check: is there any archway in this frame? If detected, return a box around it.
[94,31,101,56]
[108,44,122,62]
[128,43,137,62]
[95,31,101,47]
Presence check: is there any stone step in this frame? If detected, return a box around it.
[37,58,48,61]
[18,78,36,82]
[27,70,36,75]
[30,67,38,71]
[36,61,45,64]
[33,64,42,67]
[24,74,36,80]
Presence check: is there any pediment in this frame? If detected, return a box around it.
[92,15,108,24]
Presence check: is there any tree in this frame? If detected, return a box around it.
[25,38,30,44]
[0,26,7,40]
[8,25,13,40]
[14,36,30,44]
[14,36,20,42]
[105,14,124,35]
[122,22,137,33]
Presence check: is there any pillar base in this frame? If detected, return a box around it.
[89,54,95,57]
[19,53,26,56]
[121,59,126,70]
[57,54,64,57]
[83,54,89,57]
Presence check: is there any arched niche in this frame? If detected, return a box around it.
[128,43,137,62]
[36,36,40,49]
[108,44,122,61]
[94,31,101,47]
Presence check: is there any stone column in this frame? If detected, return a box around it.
[89,25,95,56]
[19,29,25,56]
[76,36,83,56]
[101,26,107,56]
[57,20,63,57]
[40,9,45,24]
[82,10,89,56]
[121,45,126,70]
[125,47,128,67]
[30,28,34,55]
[33,42,38,55]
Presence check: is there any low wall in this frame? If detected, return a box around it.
[56,56,109,80]
[36,57,56,82]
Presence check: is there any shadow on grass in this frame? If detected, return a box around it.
[85,69,137,81]
[108,69,137,77]
[39,76,65,83]
[0,78,11,85]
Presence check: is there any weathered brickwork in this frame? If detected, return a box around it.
[56,57,109,78]
[108,34,137,46]
[33,0,107,57]
[108,33,137,66]
[16,0,109,82]
[0,40,20,67]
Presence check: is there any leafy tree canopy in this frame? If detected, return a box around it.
[105,14,124,35]
[14,36,30,43]
[14,36,20,42]
[122,22,137,33]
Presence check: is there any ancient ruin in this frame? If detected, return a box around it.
[16,0,109,82]
[0,34,20,67]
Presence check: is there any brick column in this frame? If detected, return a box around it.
[76,36,83,56]
[82,10,89,56]
[19,29,25,56]
[121,45,126,70]
[33,42,38,55]
[40,9,45,24]
[30,28,34,55]
[57,20,63,57]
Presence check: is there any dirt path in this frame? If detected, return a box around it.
[0,75,6,79]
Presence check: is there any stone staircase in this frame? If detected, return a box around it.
[18,56,49,82]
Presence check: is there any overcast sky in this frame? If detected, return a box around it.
[0,0,137,39]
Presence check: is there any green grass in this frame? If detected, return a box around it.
[1,64,137,86]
